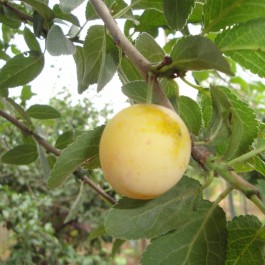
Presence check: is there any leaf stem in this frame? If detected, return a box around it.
[180,76,202,91]
[201,170,214,190]
[250,195,265,215]
[227,146,265,167]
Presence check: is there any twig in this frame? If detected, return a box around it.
[83,176,116,205]
[0,109,60,156]
[0,110,116,205]
[4,2,33,23]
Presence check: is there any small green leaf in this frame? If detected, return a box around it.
[203,0,265,33]
[112,239,126,257]
[88,224,106,241]
[97,32,119,92]
[82,25,118,92]
[26,104,60,120]
[118,56,142,84]
[20,85,35,102]
[169,36,232,75]
[21,0,54,22]
[226,215,264,265]
[178,96,202,136]
[134,9,167,38]
[46,25,76,56]
[135,33,165,63]
[163,0,196,30]
[209,87,259,160]
[23,26,41,52]
[73,46,87,93]
[122,81,148,103]
[131,0,163,11]
[53,4,80,26]
[64,181,85,223]
[0,4,21,29]
[141,201,227,265]
[55,130,74,150]
[59,0,86,13]
[48,126,104,188]
[0,51,44,90]
[85,2,98,21]
[105,177,202,240]
[198,91,212,128]
[216,18,265,78]
[1,144,38,165]
[233,156,265,177]
[37,144,50,179]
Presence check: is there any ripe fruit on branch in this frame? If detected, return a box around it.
[99,104,191,199]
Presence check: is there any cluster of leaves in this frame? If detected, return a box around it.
[1,0,265,264]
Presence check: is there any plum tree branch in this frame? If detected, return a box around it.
[0,109,116,205]
[90,0,265,212]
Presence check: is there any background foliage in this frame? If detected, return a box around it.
[1,0,265,264]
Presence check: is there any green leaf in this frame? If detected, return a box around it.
[46,25,76,56]
[53,4,80,26]
[20,85,35,102]
[37,144,50,179]
[111,239,126,257]
[233,156,265,177]
[216,18,265,78]
[131,0,163,11]
[135,33,165,63]
[226,215,264,265]
[203,0,265,33]
[0,51,44,90]
[168,36,232,76]
[97,32,119,92]
[160,78,179,109]
[134,9,167,38]
[163,0,196,30]
[1,144,38,165]
[59,0,86,13]
[85,2,98,21]
[122,81,148,103]
[141,201,227,265]
[105,177,202,240]
[118,56,142,84]
[73,46,87,93]
[64,181,85,223]
[198,91,212,128]
[21,0,54,22]
[23,26,41,52]
[209,87,259,159]
[88,224,106,241]
[55,130,74,149]
[82,25,118,92]
[48,126,104,188]
[26,104,60,120]
[189,2,203,23]
[0,4,21,29]
[178,96,202,136]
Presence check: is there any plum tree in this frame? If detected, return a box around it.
[99,104,191,199]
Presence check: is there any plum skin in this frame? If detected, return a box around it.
[99,104,191,200]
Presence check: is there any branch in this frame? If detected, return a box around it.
[0,109,60,156]
[4,2,33,23]
[0,109,116,205]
